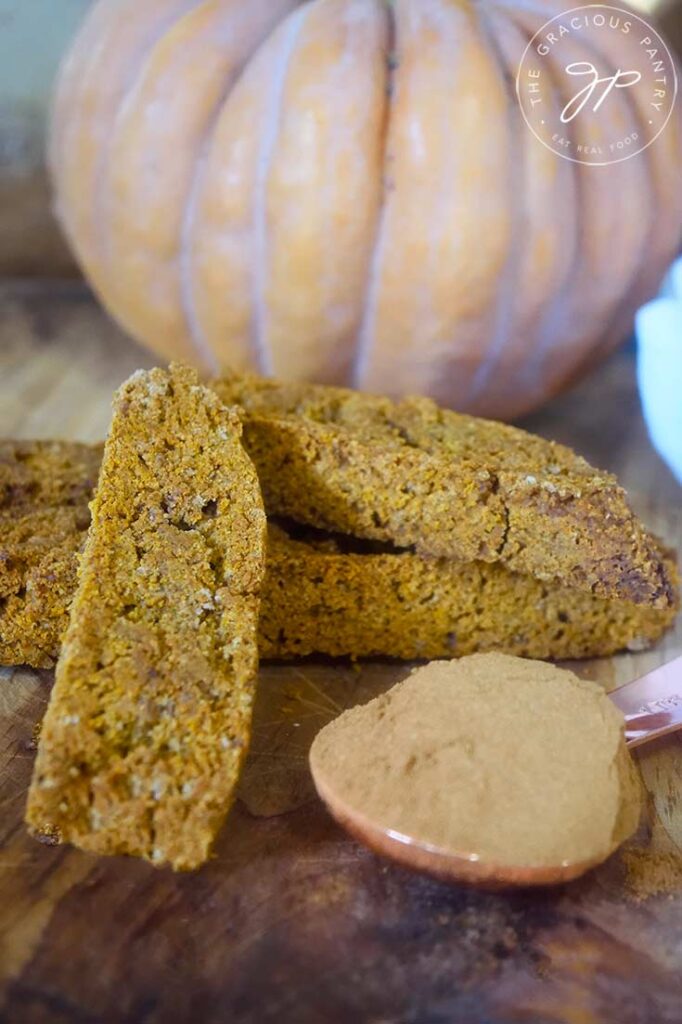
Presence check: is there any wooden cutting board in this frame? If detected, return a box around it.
[0,281,680,1024]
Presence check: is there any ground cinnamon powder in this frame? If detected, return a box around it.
[310,654,642,870]
[622,846,682,900]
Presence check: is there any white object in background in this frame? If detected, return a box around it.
[636,258,682,484]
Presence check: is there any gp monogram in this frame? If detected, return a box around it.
[516,5,677,166]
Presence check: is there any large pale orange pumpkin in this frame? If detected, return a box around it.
[51,0,682,418]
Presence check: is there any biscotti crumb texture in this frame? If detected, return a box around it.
[0,441,101,668]
[261,526,678,661]
[214,375,674,608]
[25,365,267,870]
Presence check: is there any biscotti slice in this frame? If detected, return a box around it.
[0,441,101,667]
[0,438,102,513]
[2,441,677,669]
[25,365,267,870]
[260,525,678,661]
[214,375,673,608]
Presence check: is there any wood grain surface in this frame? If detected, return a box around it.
[0,280,680,1024]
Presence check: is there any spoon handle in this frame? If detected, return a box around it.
[608,656,682,748]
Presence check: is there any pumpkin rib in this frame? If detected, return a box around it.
[178,63,238,374]
[100,0,296,368]
[501,0,654,402]
[352,0,397,390]
[493,0,587,407]
[478,6,579,413]
[100,0,232,365]
[356,0,515,405]
[251,6,309,376]
[49,0,117,192]
[56,0,203,296]
[578,6,682,361]
[542,7,654,391]
[178,98,232,376]
[181,2,304,372]
[105,0,229,368]
[253,0,391,382]
[465,4,526,408]
[184,4,308,376]
[49,0,137,246]
[568,64,659,383]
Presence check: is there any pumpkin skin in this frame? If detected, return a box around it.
[51,0,682,418]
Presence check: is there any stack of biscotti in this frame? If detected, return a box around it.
[2,376,677,669]
[214,374,678,657]
[2,367,678,872]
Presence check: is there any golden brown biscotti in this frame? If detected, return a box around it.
[3,510,675,666]
[261,526,678,661]
[1,444,677,669]
[0,438,101,512]
[25,365,267,870]
[0,440,101,667]
[213,375,674,608]
[1,440,675,671]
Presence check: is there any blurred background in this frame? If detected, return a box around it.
[1,0,681,279]
[0,0,90,275]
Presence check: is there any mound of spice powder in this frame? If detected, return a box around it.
[310,654,642,878]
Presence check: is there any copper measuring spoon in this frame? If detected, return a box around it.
[310,657,682,888]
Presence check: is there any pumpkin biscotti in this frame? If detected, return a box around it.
[214,375,674,608]
[25,365,267,870]
[2,506,675,666]
[0,440,101,668]
[261,526,678,662]
[2,432,674,663]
